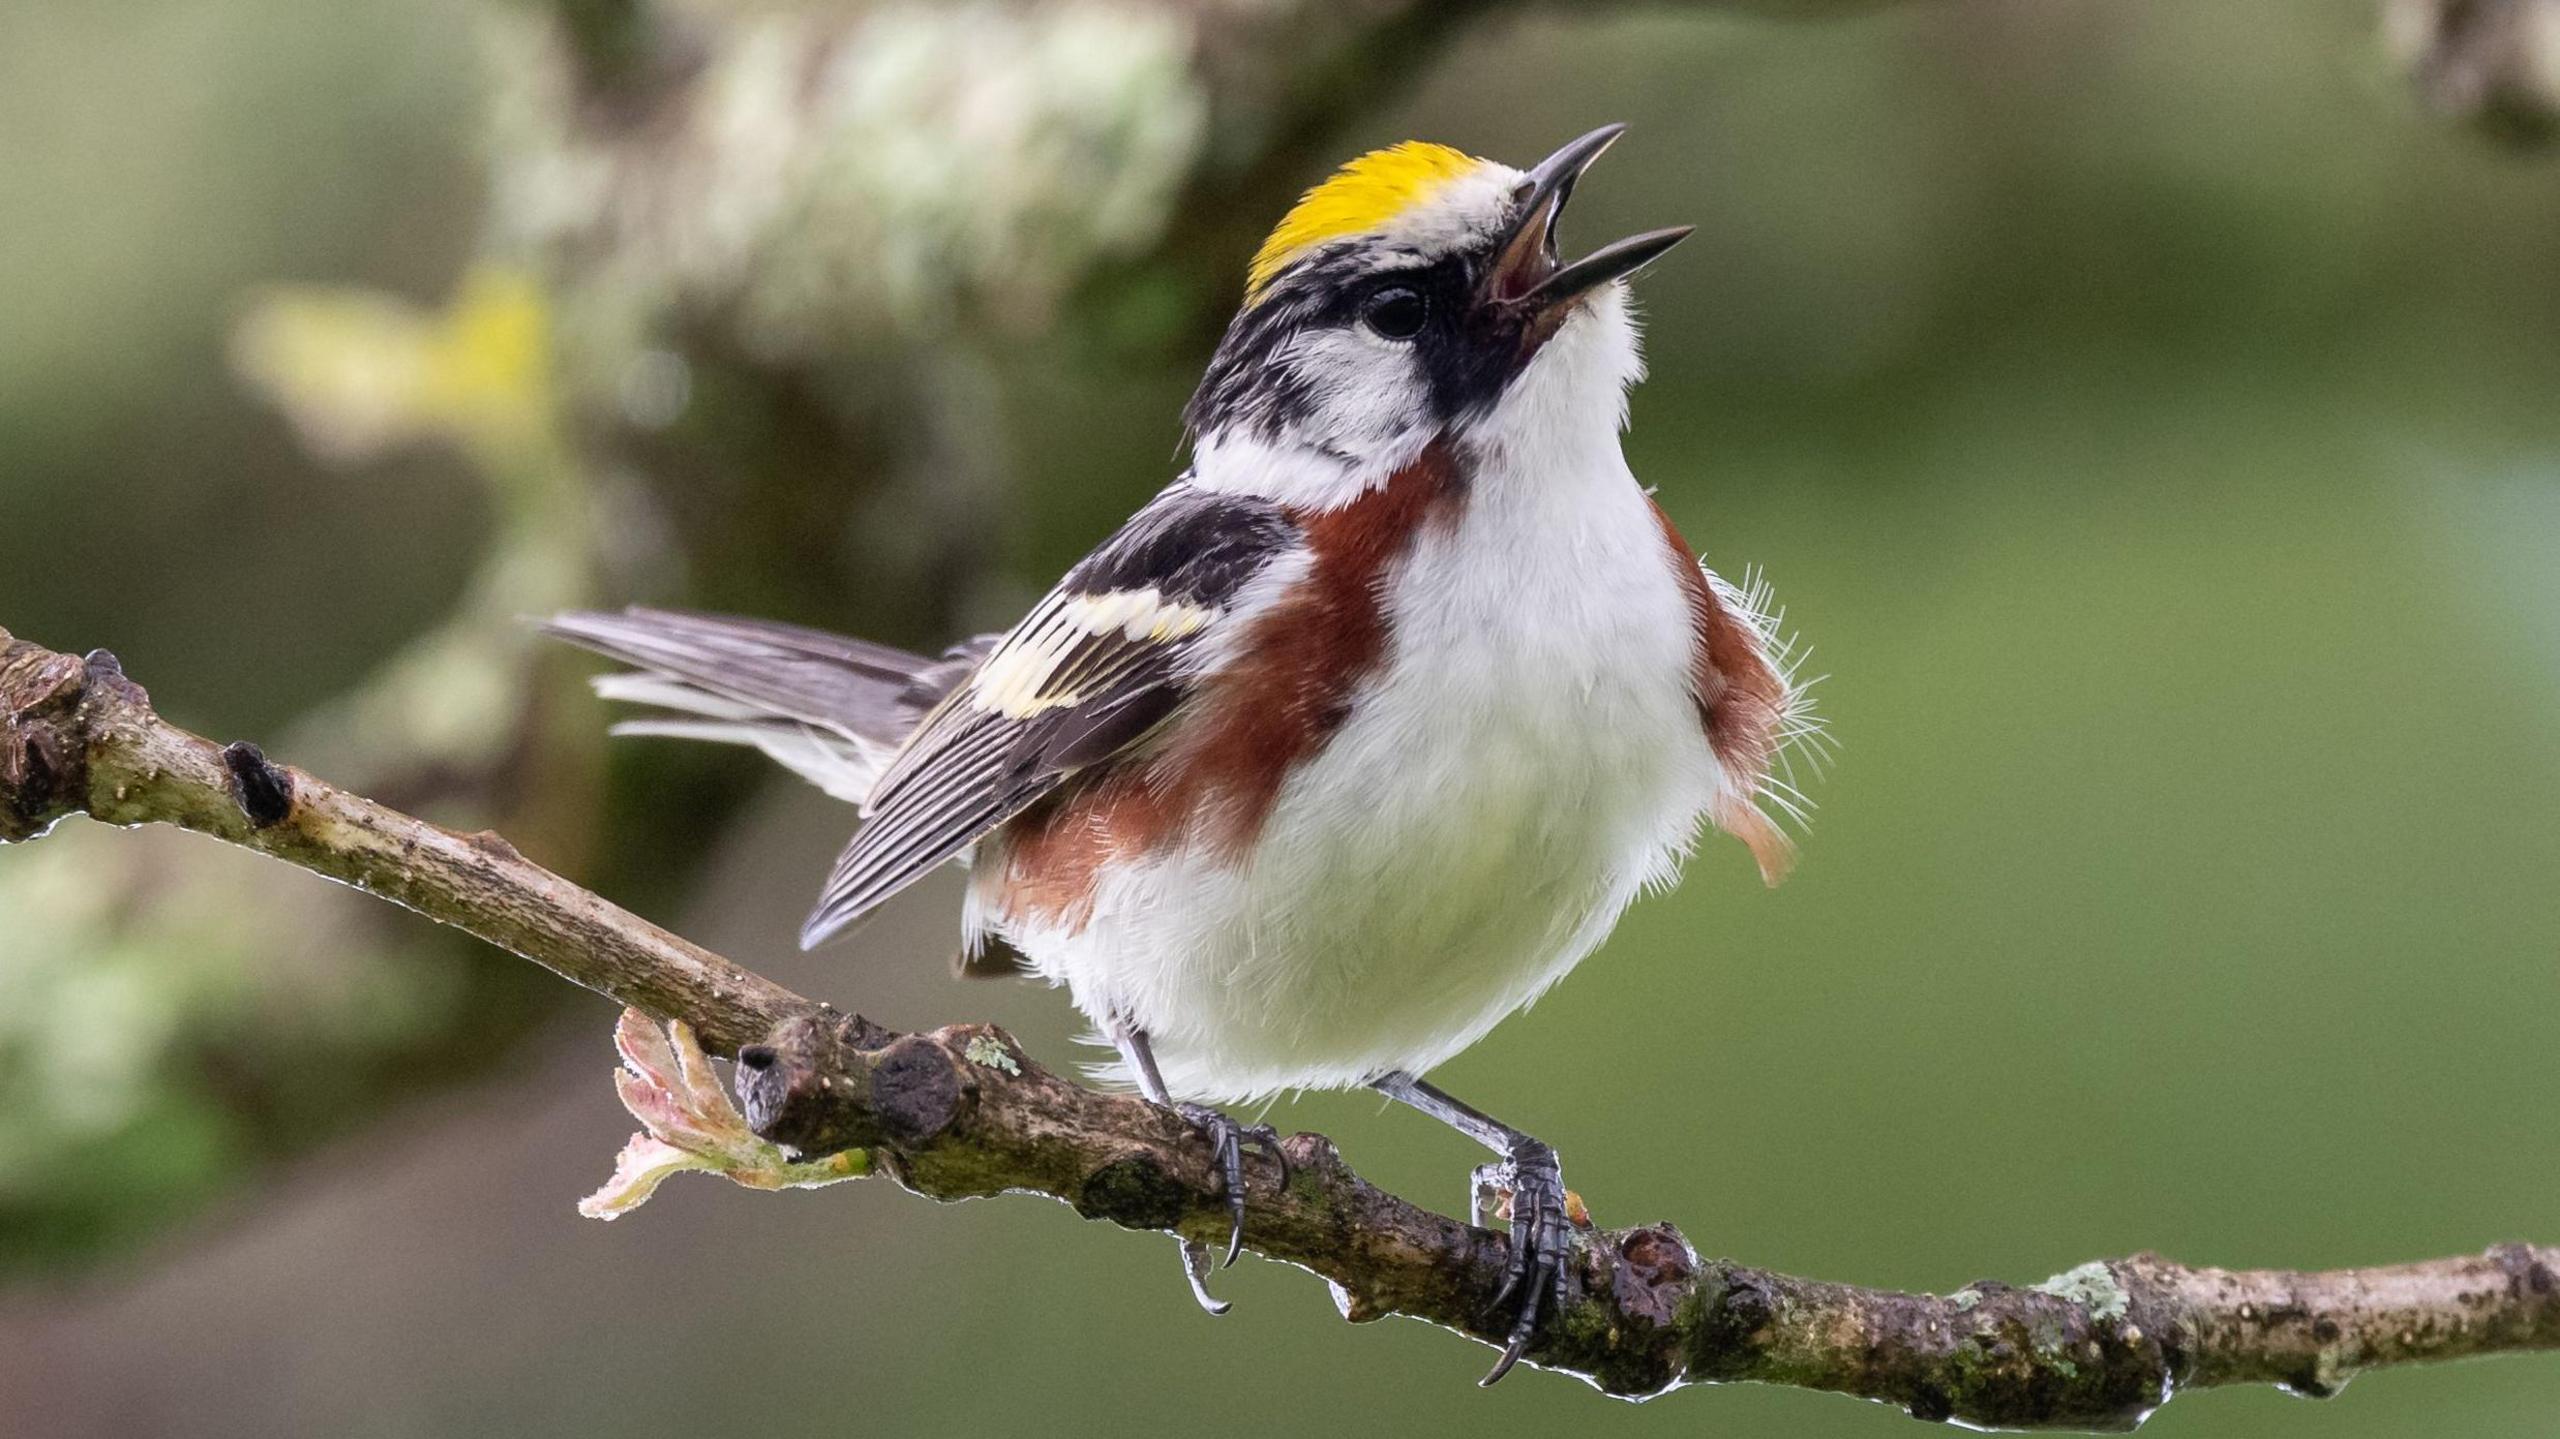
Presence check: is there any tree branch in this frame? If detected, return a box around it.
[5,622,2554,1428]
[0,629,803,1056]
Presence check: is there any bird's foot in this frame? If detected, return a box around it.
[1166,1103,1286,1313]
[1176,1235,1231,1316]
[1469,1138,1578,1386]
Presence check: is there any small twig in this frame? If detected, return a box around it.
[4,623,2553,1427]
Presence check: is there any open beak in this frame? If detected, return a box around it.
[1486,123,1693,318]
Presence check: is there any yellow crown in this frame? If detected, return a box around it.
[1245,141,1485,302]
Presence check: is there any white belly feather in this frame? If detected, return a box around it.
[1005,457,1725,1102]
[982,285,1733,1101]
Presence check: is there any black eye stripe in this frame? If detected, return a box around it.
[1184,249,1514,436]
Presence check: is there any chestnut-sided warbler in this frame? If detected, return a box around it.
[550,124,1816,1382]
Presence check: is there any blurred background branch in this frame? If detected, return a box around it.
[3,623,2552,1429]
[2386,0,2560,146]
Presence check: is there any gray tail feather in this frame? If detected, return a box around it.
[542,607,989,806]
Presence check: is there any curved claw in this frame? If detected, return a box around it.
[1177,1238,1232,1316]
[1177,1103,1250,1266]
[1229,1122,1290,1260]
[1472,1140,1573,1387]
[1175,1103,1285,1268]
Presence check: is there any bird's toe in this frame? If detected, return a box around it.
[1474,1139,1576,1386]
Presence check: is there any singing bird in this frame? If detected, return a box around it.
[549,125,1816,1381]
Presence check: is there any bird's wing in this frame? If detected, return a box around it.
[799,481,1299,948]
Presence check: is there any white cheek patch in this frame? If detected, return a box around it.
[1188,430,1370,510]
[1288,327,1433,447]
[1188,331,1437,511]
[970,589,1218,719]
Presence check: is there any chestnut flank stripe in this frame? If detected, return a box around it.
[993,445,1466,931]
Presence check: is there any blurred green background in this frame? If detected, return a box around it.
[3,0,2557,1434]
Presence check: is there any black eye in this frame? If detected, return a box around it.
[1360,285,1427,340]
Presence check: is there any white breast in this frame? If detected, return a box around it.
[1010,294,1730,1102]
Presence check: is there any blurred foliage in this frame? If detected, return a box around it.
[2385,0,2560,147]
[0,831,475,1260]
[233,268,556,467]
[3,0,2560,1436]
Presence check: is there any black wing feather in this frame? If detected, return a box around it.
[798,482,1296,948]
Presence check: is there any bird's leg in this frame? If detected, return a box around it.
[1112,1025,1283,1311]
[1370,1070,1575,1386]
